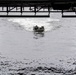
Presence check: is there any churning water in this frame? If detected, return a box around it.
[8,17,60,31]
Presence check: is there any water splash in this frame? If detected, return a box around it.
[8,18,60,32]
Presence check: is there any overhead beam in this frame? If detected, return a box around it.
[0,15,50,17]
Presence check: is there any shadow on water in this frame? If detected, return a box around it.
[33,32,45,39]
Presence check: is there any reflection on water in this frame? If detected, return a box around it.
[33,32,44,39]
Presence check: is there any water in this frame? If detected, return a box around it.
[0,13,76,74]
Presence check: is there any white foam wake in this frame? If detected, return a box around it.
[8,18,60,32]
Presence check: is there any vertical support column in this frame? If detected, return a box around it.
[62,10,63,17]
[20,1,23,15]
[2,7,4,11]
[7,6,9,15]
[48,6,50,16]
[29,7,31,10]
[21,5,22,15]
